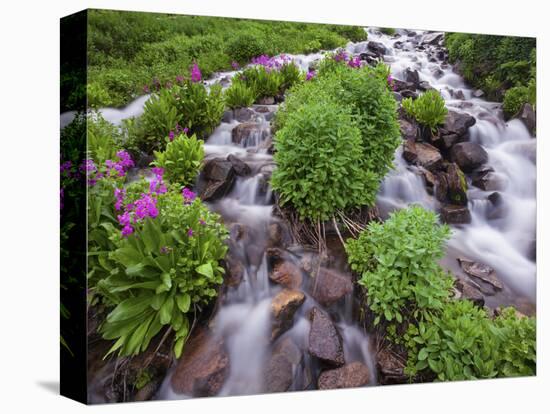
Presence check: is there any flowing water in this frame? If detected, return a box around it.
[71,26,536,400]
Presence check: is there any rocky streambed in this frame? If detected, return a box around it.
[83,27,536,403]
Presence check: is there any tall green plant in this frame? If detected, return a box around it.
[402,90,448,133]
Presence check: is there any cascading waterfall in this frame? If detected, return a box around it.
[79,26,535,400]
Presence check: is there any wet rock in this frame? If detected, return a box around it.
[265,338,303,392]
[270,261,303,289]
[308,307,345,367]
[400,89,418,99]
[359,51,379,65]
[473,89,485,98]
[222,110,234,123]
[404,68,420,87]
[393,79,416,92]
[415,142,443,171]
[232,107,256,122]
[457,258,503,290]
[267,221,290,248]
[376,348,408,384]
[227,153,251,176]
[450,142,488,172]
[439,110,476,146]
[299,252,330,278]
[451,89,465,100]
[311,267,353,306]
[488,191,503,207]
[400,119,418,141]
[440,204,471,224]
[266,247,288,267]
[223,254,245,287]
[422,32,444,45]
[318,362,370,390]
[455,279,485,307]
[231,122,267,145]
[367,41,387,57]
[430,66,444,79]
[472,171,507,191]
[171,329,229,397]
[256,96,275,105]
[271,289,306,340]
[393,92,403,102]
[418,81,433,91]
[445,163,468,206]
[402,139,418,163]
[199,158,236,201]
[433,171,449,202]
[515,103,536,136]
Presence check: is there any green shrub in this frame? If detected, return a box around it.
[404,301,536,380]
[503,85,534,117]
[241,65,283,99]
[97,193,228,358]
[279,62,304,91]
[345,206,454,326]
[152,133,204,187]
[271,100,378,221]
[87,112,122,164]
[327,25,368,42]
[226,33,268,63]
[402,89,448,133]
[380,27,396,36]
[224,80,257,109]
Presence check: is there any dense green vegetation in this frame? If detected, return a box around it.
[445,32,536,117]
[402,89,448,133]
[87,10,367,107]
[272,55,400,220]
[346,205,536,381]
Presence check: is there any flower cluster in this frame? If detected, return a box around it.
[116,192,159,237]
[105,150,135,178]
[182,187,197,204]
[168,123,189,142]
[191,63,202,83]
[331,49,365,69]
[306,69,316,81]
[150,167,167,194]
[250,54,293,72]
[333,49,349,62]
[387,74,395,90]
[348,56,362,68]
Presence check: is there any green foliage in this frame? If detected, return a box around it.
[224,80,257,109]
[402,90,448,133]
[279,62,305,91]
[125,81,223,153]
[241,66,283,99]
[97,194,228,358]
[503,84,535,118]
[152,133,204,187]
[87,112,122,164]
[271,100,378,221]
[226,33,269,63]
[380,27,396,36]
[445,32,536,102]
[404,301,536,381]
[87,10,365,107]
[345,206,454,326]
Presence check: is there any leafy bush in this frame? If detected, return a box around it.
[404,301,536,380]
[271,100,378,221]
[224,80,257,109]
[279,62,304,91]
[345,206,454,326]
[241,65,283,99]
[380,27,396,36]
[503,84,533,117]
[402,90,448,133]
[327,25,368,42]
[87,112,122,164]
[152,133,204,187]
[226,33,269,63]
[97,191,228,358]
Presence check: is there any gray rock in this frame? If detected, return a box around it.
[440,204,472,224]
[310,267,353,306]
[455,279,485,307]
[265,338,303,393]
[457,258,503,290]
[404,68,420,86]
[308,307,345,367]
[376,348,408,385]
[450,142,488,172]
[422,32,444,45]
[416,142,443,171]
[227,153,251,176]
[318,362,370,390]
[400,118,418,141]
[367,41,387,56]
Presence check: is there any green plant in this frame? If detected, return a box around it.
[503,85,531,117]
[279,62,304,91]
[152,133,204,187]
[402,89,448,133]
[404,301,536,381]
[271,100,378,221]
[241,66,283,99]
[345,205,454,326]
[380,27,396,36]
[224,80,257,109]
[226,33,269,63]
[97,193,228,358]
[87,112,122,164]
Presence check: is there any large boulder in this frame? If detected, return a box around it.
[198,158,236,201]
[514,103,536,136]
[270,261,303,289]
[376,348,408,385]
[415,142,443,171]
[171,329,229,397]
[455,279,485,307]
[439,110,476,144]
[271,289,306,340]
[404,68,420,87]
[308,307,345,367]
[450,142,489,172]
[367,41,387,57]
[402,139,418,163]
[422,32,444,45]
[440,204,471,224]
[231,122,268,146]
[317,362,370,390]
[399,118,418,141]
[227,154,251,176]
[310,267,353,306]
[265,337,303,393]
[472,170,507,191]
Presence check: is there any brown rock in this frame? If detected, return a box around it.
[445,163,468,206]
[308,307,345,367]
[457,258,503,290]
[415,142,443,171]
[265,338,303,392]
[450,142,488,172]
[455,279,485,307]
[271,289,306,340]
[231,122,268,145]
[270,261,303,289]
[376,348,408,384]
[224,254,244,287]
[318,362,370,390]
[311,267,353,306]
[402,139,418,163]
[440,204,471,224]
[171,329,229,397]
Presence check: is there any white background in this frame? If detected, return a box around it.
[0,0,547,412]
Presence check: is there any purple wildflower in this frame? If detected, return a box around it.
[231,61,240,70]
[191,63,202,83]
[333,49,349,62]
[114,187,126,211]
[60,161,72,174]
[134,193,158,220]
[199,218,206,226]
[187,228,194,237]
[169,131,175,141]
[306,70,316,81]
[150,167,167,194]
[182,187,196,204]
[348,56,361,68]
[117,211,134,237]
[183,127,189,135]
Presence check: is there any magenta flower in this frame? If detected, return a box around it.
[183,127,189,135]
[60,160,72,174]
[333,49,349,62]
[187,228,194,237]
[182,187,196,204]
[348,56,361,68]
[231,61,239,70]
[191,63,202,83]
[306,70,316,81]
[199,218,206,226]
[134,193,158,220]
[114,187,126,211]
[150,167,167,194]
[117,211,134,237]
[169,131,175,141]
